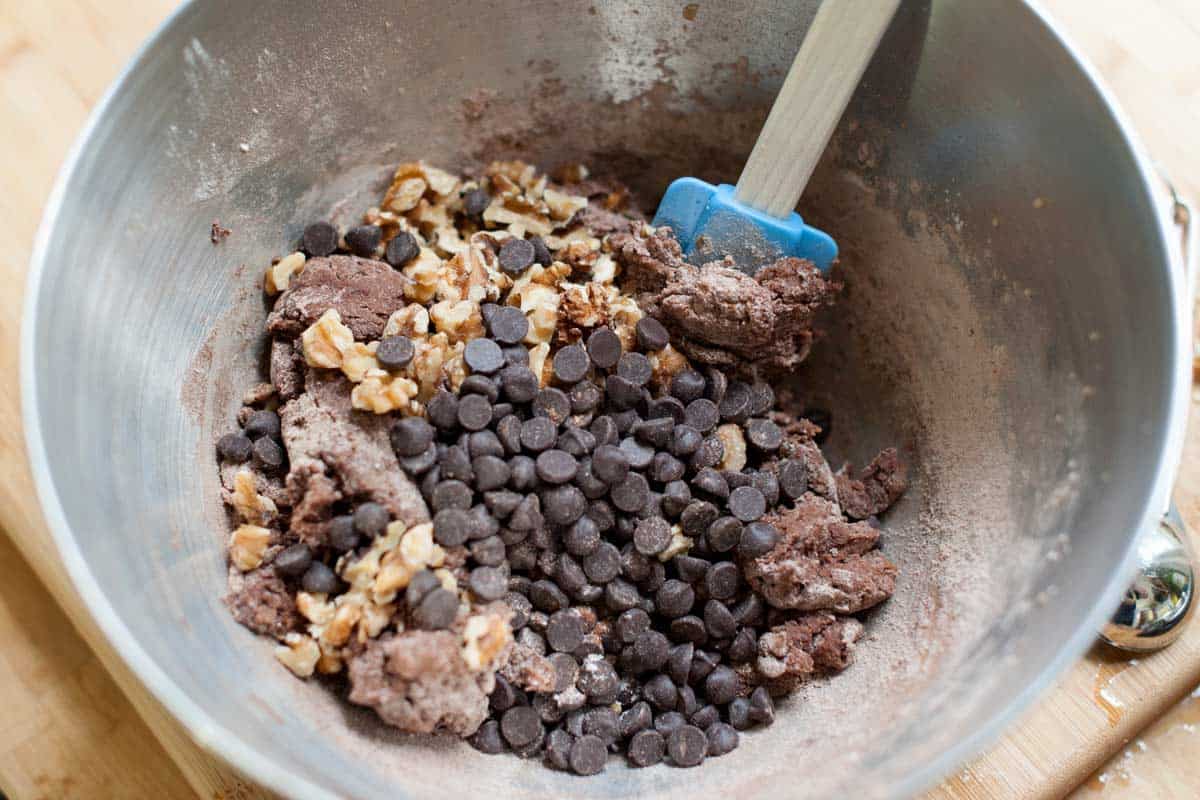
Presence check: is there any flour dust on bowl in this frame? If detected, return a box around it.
[21,1,1190,798]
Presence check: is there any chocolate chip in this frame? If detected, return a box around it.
[619,701,653,739]
[328,515,360,554]
[216,432,252,463]
[731,594,766,627]
[591,444,628,484]
[470,535,506,566]
[690,436,725,469]
[614,608,650,644]
[431,479,473,511]
[589,415,619,446]
[632,418,672,450]
[728,486,766,522]
[543,485,586,525]
[778,458,808,500]
[384,231,419,268]
[461,187,491,217]
[611,472,650,513]
[574,458,608,499]
[527,235,551,266]
[470,566,507,601]
[535,449,577,484]
[509,456,540,492]
[457,393,493,431]
[661,481,692,518]
[718,382,752,422]
[635,317,670,351]
[498,238,536,274]
[749,686,775,725]
[427,390,459,430]
[578,656,620,702]
[251,436,285,472]
[566,734,606,775]
[692,468,728,500]
[684,399,720,433]
[702,665,739,705]
[673,555,709,584]
[468,504,500,540]
[503,344,529,366]
[628,729,665,767]
[618,437,655,471]
[374,335,414,371]
[666,643,695,685]
[656,580,695,619]
[738,521,780,559]
[546,609,585,653]
[522,415,561,452]
[748,382,775,416]
[527,578,568,614]
[703,600,737,639]
[300,221,338,257]
[501,706,543,748]
[617,352,652,386]
[478,307,527,347]
[564,516,601,556]
[463,338,504,374]
[433,508,472,546]
[706,563,742,603]
[611,409,642,435]
[705,722,739,757]
[555,553,589,596]
[647,451,684,484]
[552,344,590,384]
[689,650,720,685]
[582,541,621,584]
[244,409,281,440]
[484,489,522,519]
[667,725,707,767]
[704,368,728,405]
[274,543,312,577]
[751,470,780,505]
[655,711,687,736]
[567,382,602,415]
[633,517,672,556]
[643,674,678,711]
[345,224,381,257]
[728,697,753,730]
[470,719,506,754]
[410,586,457,630]
[489,674,521,713]
[704,517,741,553]
[680,501,719,537]
[728,628,757,663]
[460,374,499,401]
[585,326,622,368]
[557,425,596,457]
[669,370,706,404]
[533,387,570,424]
[390,416,434,457]
[439,446,473,482]
[605,375,642,410]
[744,419,781,453]
[671,615,708,645]
[724,471,753,489]
[632,629,670,672]
[604,577,640,612]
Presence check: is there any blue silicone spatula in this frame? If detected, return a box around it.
[653,0,901,274]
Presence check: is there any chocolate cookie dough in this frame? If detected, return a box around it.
[213,158,909,777]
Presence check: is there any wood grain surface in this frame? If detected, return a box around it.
[0,1,1197,799]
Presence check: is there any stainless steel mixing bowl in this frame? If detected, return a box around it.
[21,1,1193,798]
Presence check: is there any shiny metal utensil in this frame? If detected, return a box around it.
[1103,504,1196,652]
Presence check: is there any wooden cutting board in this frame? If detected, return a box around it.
[0,1,1197,798]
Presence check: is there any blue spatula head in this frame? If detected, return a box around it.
[651,177,837,274]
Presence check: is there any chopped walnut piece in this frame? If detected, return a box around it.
[351,371,420,414]
[300,308,355,369]
[403,247,443,303]
[296,591,336,625]
[229,524,271,571]
[649,343,690,389]
[716,423,747,471]
[384,304,431,338]
[387,177,427,213]
[340,342,380,382]
[274,633,321,678]
[461,609,513,671]
[230,470,277,525]
[527,342,551,387]
[543,187,588,221]
[264,252,306,295]
[658,526,693,561]
[429,299,484,343]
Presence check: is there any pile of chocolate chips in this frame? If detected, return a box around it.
[383,308,809,774]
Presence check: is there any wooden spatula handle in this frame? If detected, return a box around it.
[734,0,901,218]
